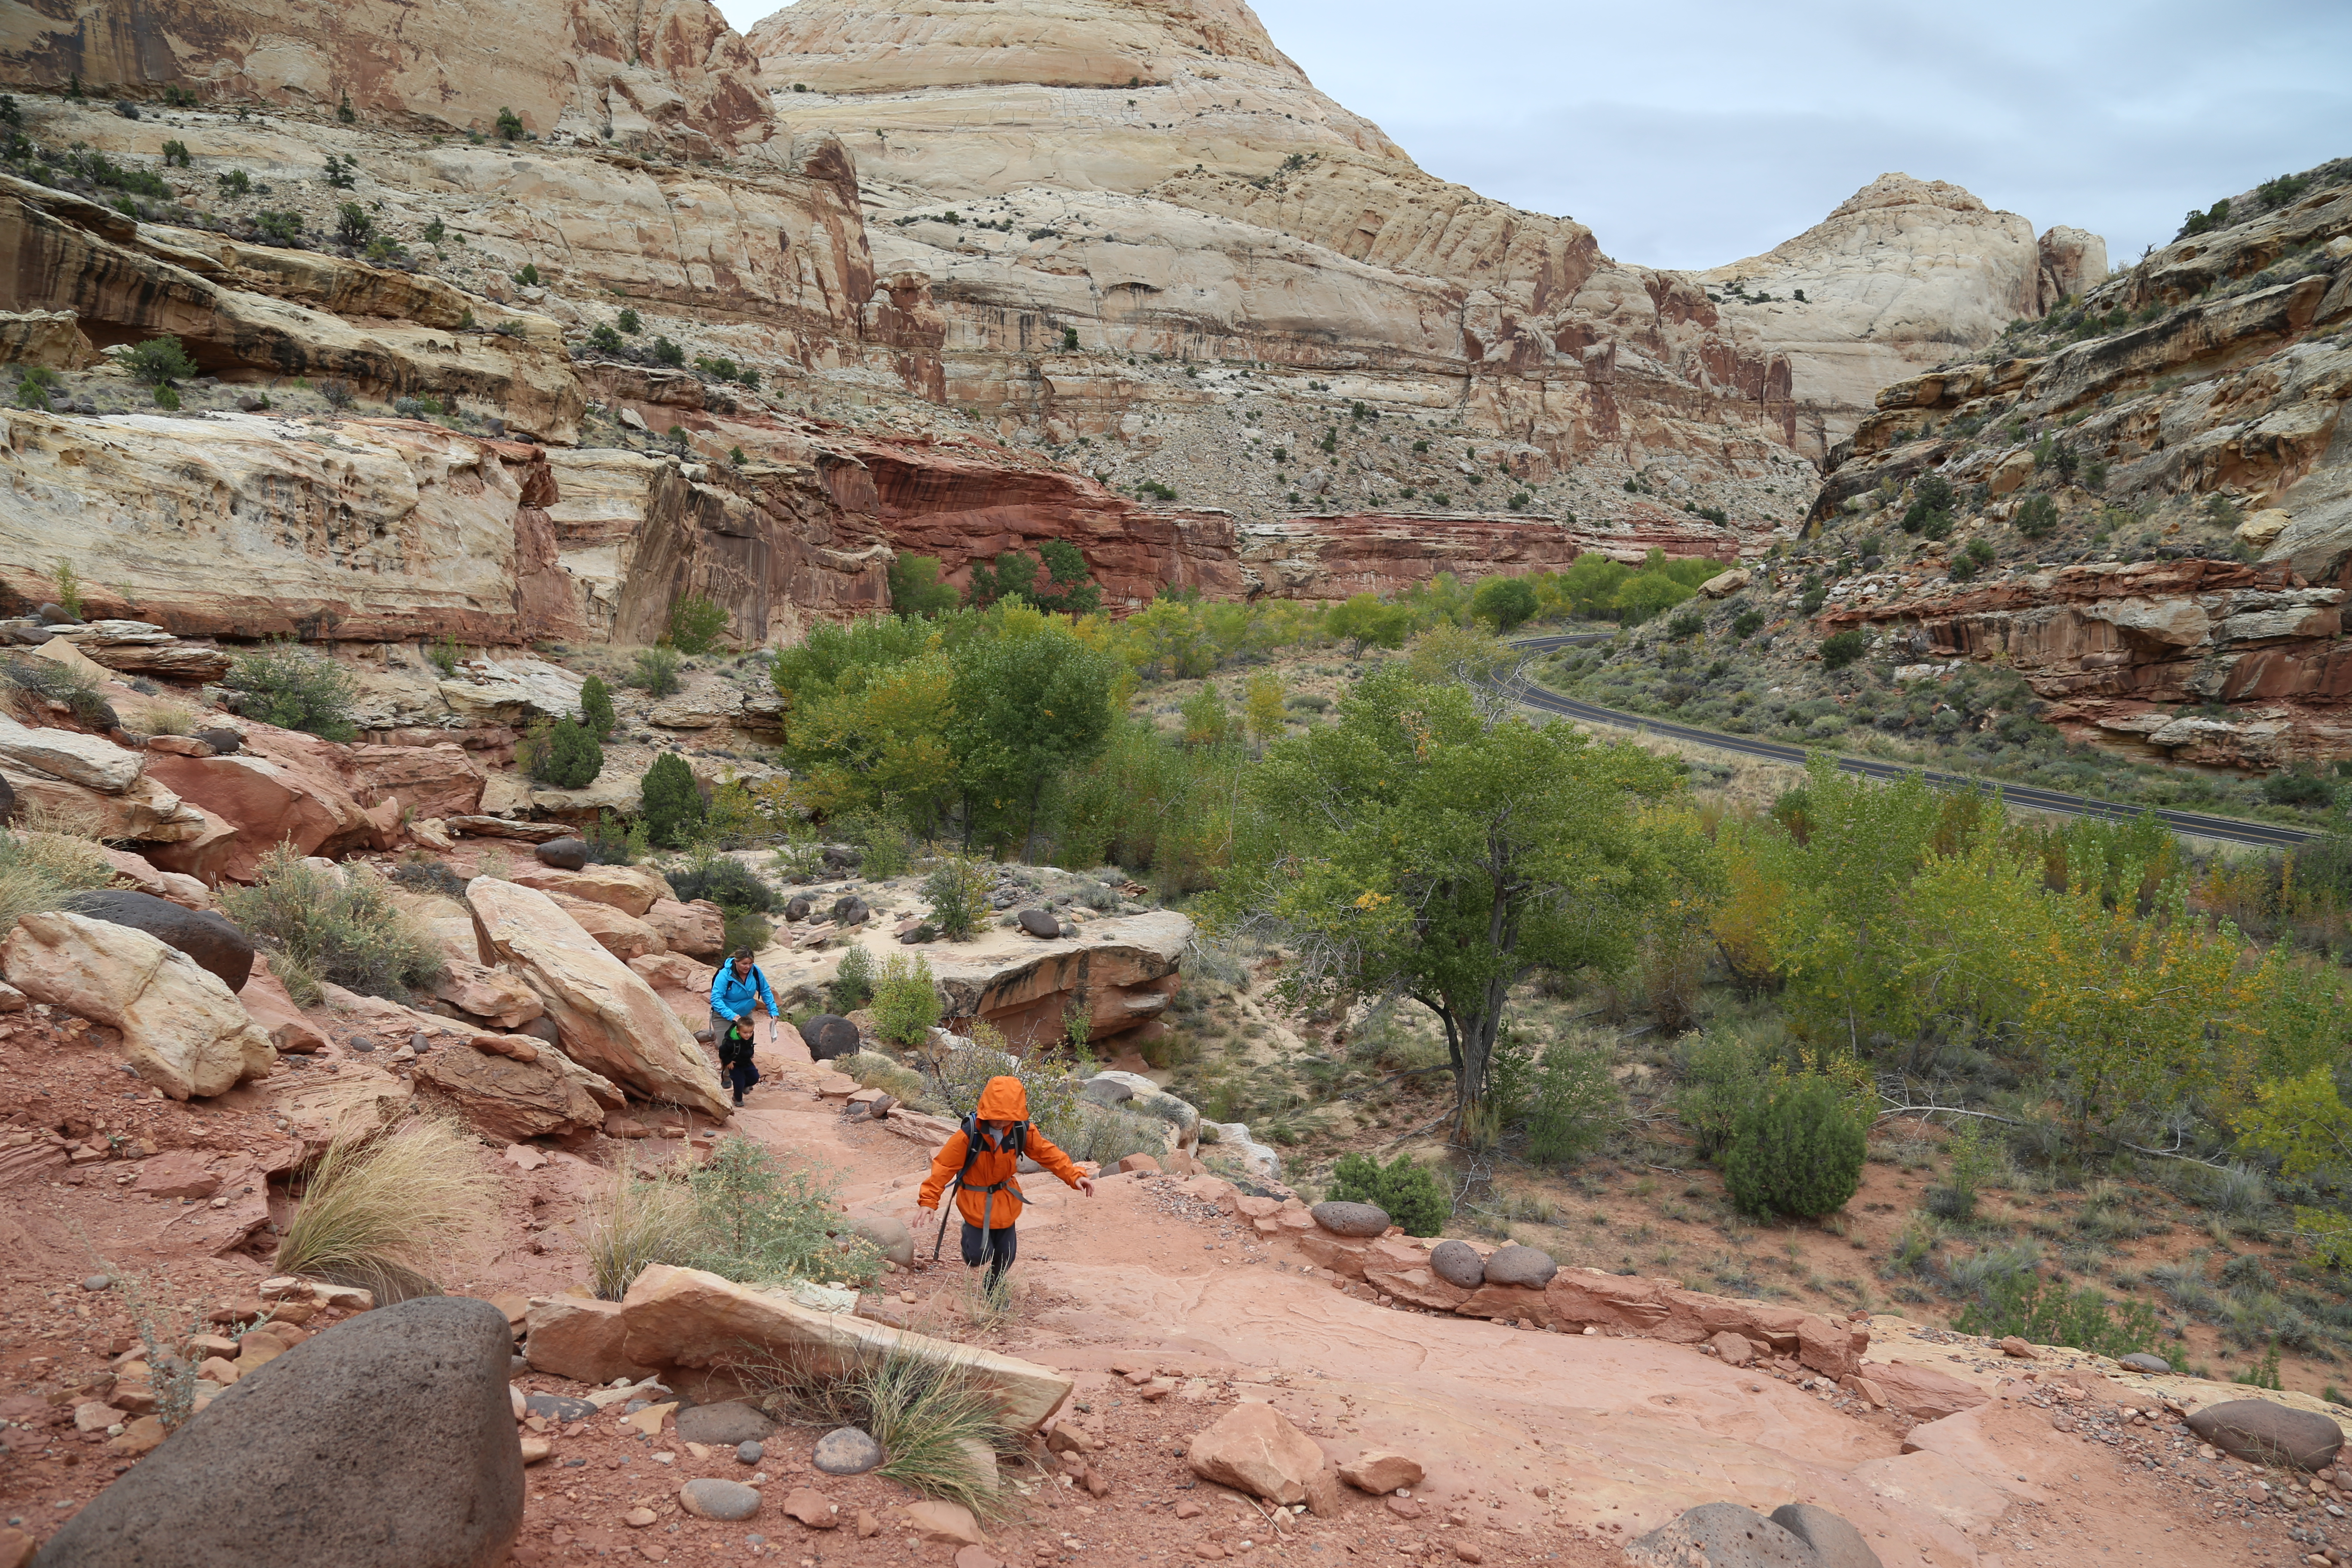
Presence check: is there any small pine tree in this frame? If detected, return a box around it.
[579,674,616,738]
[640,752,704,848]
[533,717,602,789]
[829,944,876,1013]
[1724,1077,1868,1219]
[1326,1152,1448,1236]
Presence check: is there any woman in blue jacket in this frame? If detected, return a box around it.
[709,948,775,1107]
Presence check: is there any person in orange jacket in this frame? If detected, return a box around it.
[918,1075,1095,1290]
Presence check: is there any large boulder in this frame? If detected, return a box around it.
[66,889,255,991]
[511,864,673,918]
[1186,1402,1329,1507]
[30,1295,523,1568]
[141,727,382,883]
[346,743,486,822]
[535,837,589,871]
[924,909,1189,1044]
[523,1295,655,1386]
[1625,1502,1817,1568]
[643,898,725,959]
[799,1013,861,1062]
[546,890,665,962]
[411,1034,612,1141]
[2,911,274,1099]
[0,711,144,791]
[1859,1360,1985,1421]
[431,959,546,1030]
[616,1265,1070,1430]
[1769,1503,1884,1568]
[466,878,727,1117]
[2187,1399,2344,1471]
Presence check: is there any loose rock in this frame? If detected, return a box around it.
[1626,1501,1817,1568]
[535,837,590,871]
[66,889,256,992]
[674,1400,775,1447]
[1187,1402,1328,1506]
[2118,1351,2171,1374]
[1481,1244,1557,1289]
[779,1487,842,1528]
[737,1440,764,1465]
[814,1425,885,1476]
[1016,907,1061,938]
[1768,1502,1885,1568]
[680,1478,763,1522]
[2188,1399,2346,1471]
[1338,1451,1424,1494]
[1428,1239,1485,1289]
[1310,1201,1390,1238]
[799,1013,861,1062]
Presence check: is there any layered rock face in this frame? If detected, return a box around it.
[1810,175,2352,765]
[749,1,2083,476]
[1239,510,1755,601]
[0,0,773,156]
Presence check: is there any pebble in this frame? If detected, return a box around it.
[81,1274,111,1292]
[738,1440,765,1465]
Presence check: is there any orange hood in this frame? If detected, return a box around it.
[976,1076,1028,1121]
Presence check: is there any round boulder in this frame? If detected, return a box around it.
[679,1478,763,1522]
[36,601,81,626]
[1427,1239,1486,1289]
[34,1295,523,1567]
[813,1425,884,1476]
[821,845,862,872]
[784,894,815,922]
[1632,1503,1816,1568]
[800,1013,861,1062]
[193,726,242,755]
[1482,1244,1558,1289]
[831,894,870,928]
[68,889,256,992]
[2118,1352,2172,1375]
[2188,1399,2345,1470]
[1017,907,1062,939]
[535,837,589,871]
[1081,1076,1135,1107]
[1310,1201,1390,1238]
[1768,1504,1880,1568]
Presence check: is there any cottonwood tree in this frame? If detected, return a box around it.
[1221,665,1681,1135]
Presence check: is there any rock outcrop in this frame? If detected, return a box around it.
[466,876,728,1116]
[914,910,1189,1045]
[0,910,276,1099]
[0,0,773,157]
[1809,169,2352,764]
[1239,510,1749,600]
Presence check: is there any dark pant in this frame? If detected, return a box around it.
[725,1057,758,1101]
[960,1221,1017,1286]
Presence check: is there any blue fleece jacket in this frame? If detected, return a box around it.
[710,963,775,1020]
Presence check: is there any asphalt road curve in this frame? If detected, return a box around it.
[1506,632,2315,850]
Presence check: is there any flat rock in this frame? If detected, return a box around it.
[1427,1238,1486,1289]
[1311,1200,1389,1237]
[2118,1352,2171,1374]
[813,1425,883,1475]
[1626,1502,1816,1568]
[2187,1399,2345,1470]
[779,1487,840,1528]
[32,1296,521,1567]
[524,1393,597,1422]
[674,1400,776,1446]
[1481,1244,1557,1289]
[680,1478,763,1522]
[1709,1330,1757,1367]
[903,1500,983,1545]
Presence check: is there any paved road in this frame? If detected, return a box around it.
[1507,632,2317,850]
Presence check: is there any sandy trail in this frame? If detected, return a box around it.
[735,1074,2260,1568]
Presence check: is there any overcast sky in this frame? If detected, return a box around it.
[717,0,2350,272]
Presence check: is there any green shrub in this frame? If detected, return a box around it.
[1470,574,1538,631]
[922,856,991,941]
[255,209,303,246]
[888,554,961,619]
[617,307,641,334]
[667,595,729,655]
[830,944,876,1013]
[581,811,648,865]
[1819,629,1867,670]
[222,845,444,1005]
[426,633,460,677]
[640,753,704,848]
[222,640,358,741]
[1724,1077,1868,1218]
[496,107,524,141]
[514,262,541,288]
[631,645,683,697]
[334,202,372,248]
[1924,1120,2001,1221]
[1674,1032,1766,1156]
[1522,1040,1623,1166]
[666,853,776,916]
[15,366,58,410]
[1326,1152,1447,1236]
[1730,609,1765,639]
[123,336,197,386]
[525,717,602,789]
[152,385,181,410]
[578,674,616,738]
[872,952,943,1046]
[2015,493,2060,539]
[1951,1272,2162,1359]
[840,1049,925,1103]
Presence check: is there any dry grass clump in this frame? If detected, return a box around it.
[274,1114,495,1302]
[0,824,116,931]
[580,1139,877,1301]
[582,1152,699,1301]
[222,843,445,1004]
[754,1348,1026,1518]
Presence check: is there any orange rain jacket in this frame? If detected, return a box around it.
[919,1076,1084,1229]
